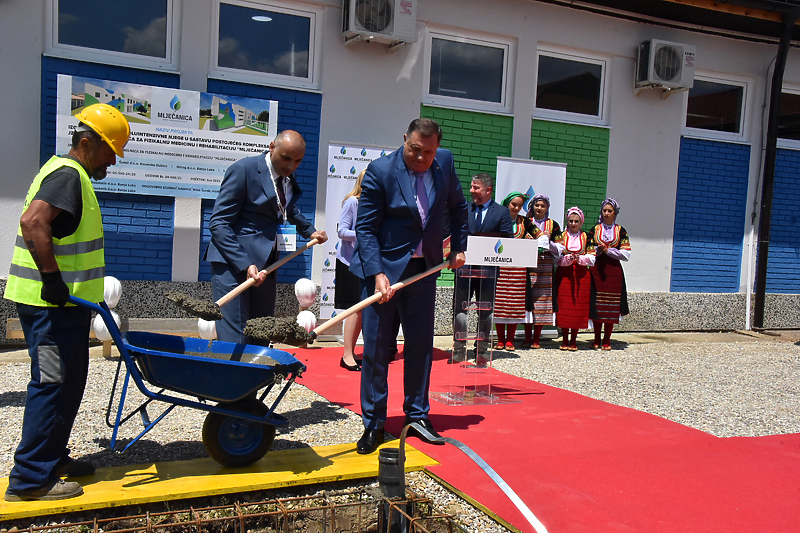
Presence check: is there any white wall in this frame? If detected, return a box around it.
[0,0,45,276]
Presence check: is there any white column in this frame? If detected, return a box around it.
[172,197,202,281]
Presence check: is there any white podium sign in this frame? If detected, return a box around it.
[464,236,539,268]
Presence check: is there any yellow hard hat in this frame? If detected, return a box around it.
[74,103,131,157]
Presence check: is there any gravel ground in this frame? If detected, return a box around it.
[1,332,799,531]
[491,336,800,438]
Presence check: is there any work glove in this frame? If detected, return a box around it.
[41,270,70,306]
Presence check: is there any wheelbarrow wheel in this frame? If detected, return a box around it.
[202,399,276,468]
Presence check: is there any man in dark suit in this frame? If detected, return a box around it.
[350,118,469,454]
[452,173,513,362]
[204,130,327,343]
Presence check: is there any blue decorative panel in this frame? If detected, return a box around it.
[670,138,751,292]
[766,148,800,293]
[205,80,323,283]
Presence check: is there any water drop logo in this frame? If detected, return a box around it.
[335,242,340,250]
[329,164,336,173]
[350,166,357,174]
[361,148,367,156]
[324,258,331,267]
[323,293,329,302]
[494,240,504,254]
[169,95,181,111]
[284,237,289,243]
[332,310,337,318]
[340,146,347,155]
[380,150,387,157]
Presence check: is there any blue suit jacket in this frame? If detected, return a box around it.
[350,146,469,284]
[204,152,315,272]
[468,200,514,237]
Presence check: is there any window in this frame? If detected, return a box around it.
[535,49,607,124]
[210,0,321,90]
[685,78,745,135]
[46,0,178,71]
[778,89,800,142]
[424,31,512,113]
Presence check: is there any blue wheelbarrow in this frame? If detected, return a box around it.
[70,296,306,468]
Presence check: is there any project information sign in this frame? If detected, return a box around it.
[56,75,278,199]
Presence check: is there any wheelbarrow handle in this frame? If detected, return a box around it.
[216,239,319,308]
[309,261,448,341]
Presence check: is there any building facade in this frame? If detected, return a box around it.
[1,0,799,331]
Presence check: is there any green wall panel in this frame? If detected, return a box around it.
[421,106,515,286]
[530,120,609,220]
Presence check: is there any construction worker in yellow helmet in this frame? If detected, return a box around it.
[3,103,130,502]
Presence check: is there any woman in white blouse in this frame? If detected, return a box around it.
[335,170,365,370]
[553,207,595,351]
[589,198,631,350]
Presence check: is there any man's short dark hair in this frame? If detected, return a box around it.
[407,118,443,143]
[71,125,103,150]
[472,173,494,190]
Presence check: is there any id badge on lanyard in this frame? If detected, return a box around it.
[277,224,296,252]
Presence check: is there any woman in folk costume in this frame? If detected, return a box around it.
[589,198,631,350]
[553,206,595,350]
[493,191,537,351]
[523,194,561,349]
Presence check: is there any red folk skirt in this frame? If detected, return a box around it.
[526,252,555,325]
[554,263,591,329]
[590,254,628,324]
[494,266,528,322]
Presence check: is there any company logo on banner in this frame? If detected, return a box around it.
[56,74,278,199]
[317,142,396,320]
[495,157,567,229]
[465,236,538,267]
[151,88,199,127]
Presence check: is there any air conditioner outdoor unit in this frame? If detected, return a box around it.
[636,39,696,90]
[342,0,418,47]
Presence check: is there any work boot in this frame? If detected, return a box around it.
[56,457,96,478]
[5,480,84,501]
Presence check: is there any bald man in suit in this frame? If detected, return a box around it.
[204,130,327,343]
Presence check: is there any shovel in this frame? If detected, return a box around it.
[245,261,449,346]
[166,238,320,320]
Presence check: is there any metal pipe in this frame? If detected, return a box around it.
[753,6,800,328]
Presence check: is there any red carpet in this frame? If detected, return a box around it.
[292,346,800,532]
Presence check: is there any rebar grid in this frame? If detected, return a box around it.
[9,488,460,533]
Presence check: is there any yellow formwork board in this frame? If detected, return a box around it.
[0,442,437,521]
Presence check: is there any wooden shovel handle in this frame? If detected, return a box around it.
[309,261,448,340]
[216,239,320,308]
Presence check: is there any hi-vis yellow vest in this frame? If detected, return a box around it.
[5,156,105,306]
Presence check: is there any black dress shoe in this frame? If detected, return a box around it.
[404,418,445,445]
[340,356,361,371]
[356,428,384,454]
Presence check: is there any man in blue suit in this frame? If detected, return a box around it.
[204,130,327,343]
[350,118,469,454]
[452,173,513,362]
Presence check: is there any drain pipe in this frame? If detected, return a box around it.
[752,6,800,329]
[395,422,550,533]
